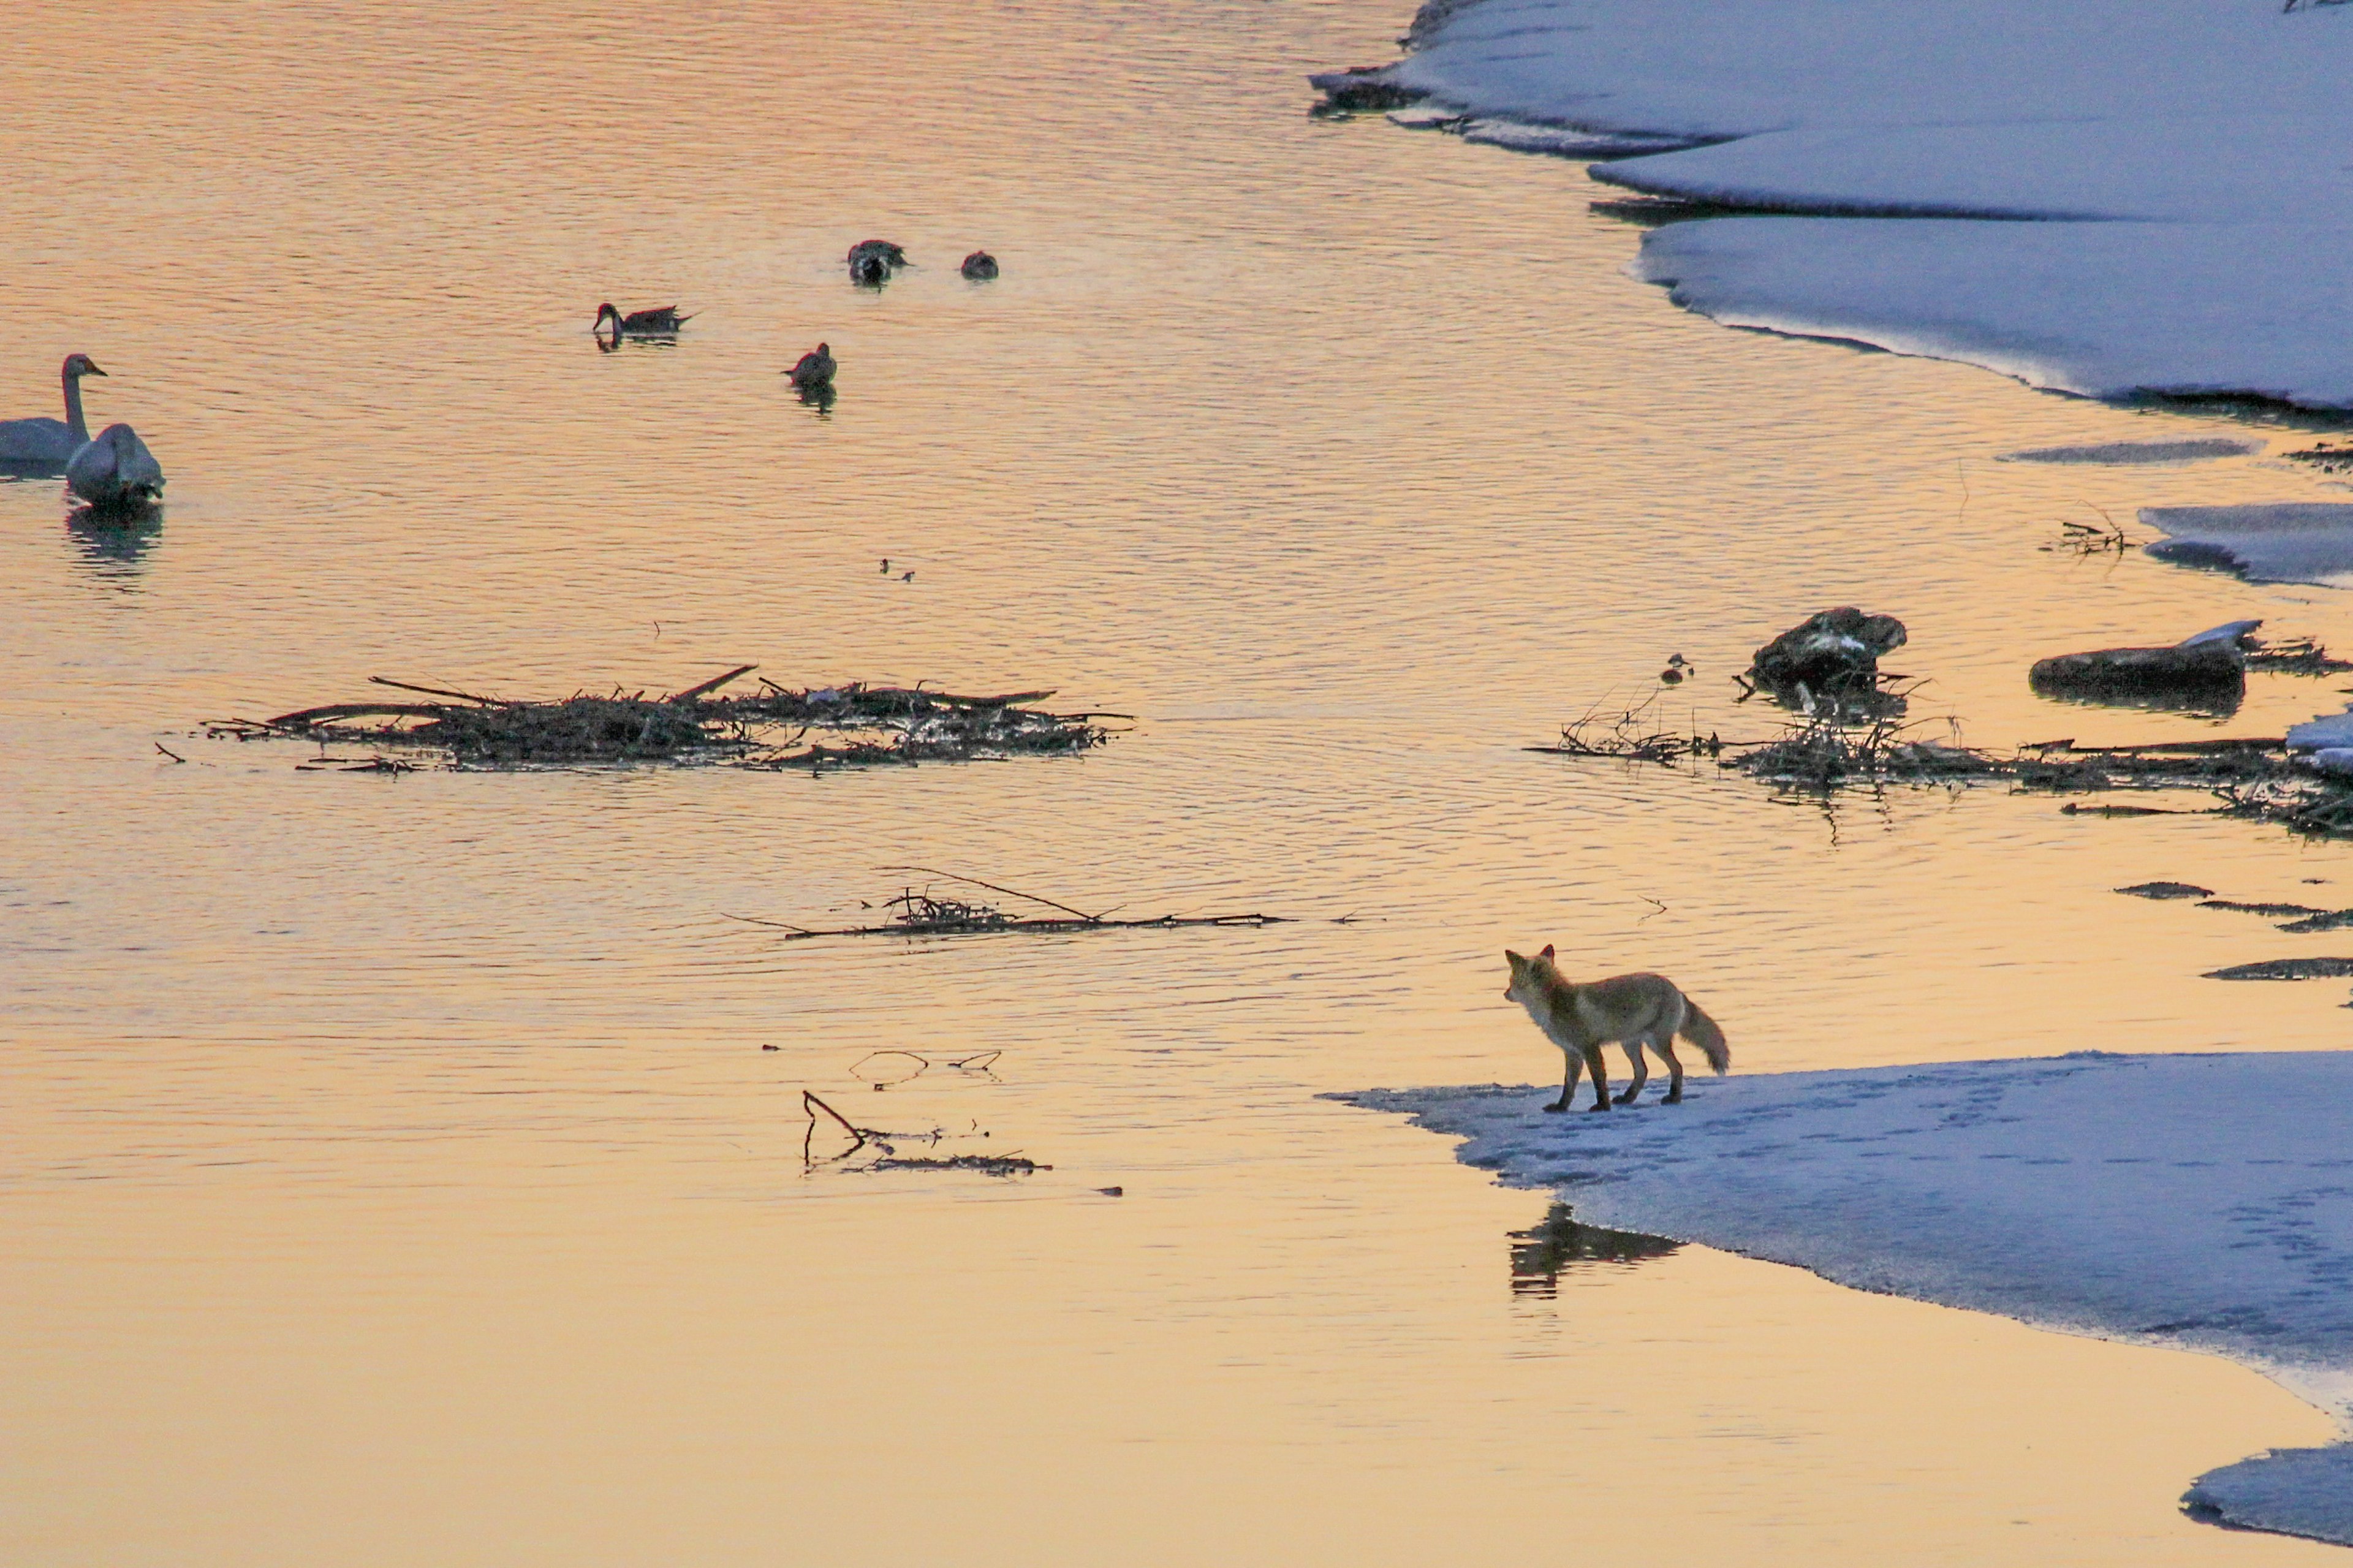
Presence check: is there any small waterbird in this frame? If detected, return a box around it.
[593,303,695,337]
[960,250,999,280]
[1503,945,1729,1111]
[787,343,836,390]
[0,354,107,466]
[847,240,907,271]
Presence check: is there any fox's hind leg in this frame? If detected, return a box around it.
[1653,1036,1686,1104]
[1544,1048,1585,1113]
[1613,1039,1651,1105]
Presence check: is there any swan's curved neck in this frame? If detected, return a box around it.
[61,365,88,443]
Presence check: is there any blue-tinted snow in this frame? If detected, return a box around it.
[1346,0,2353,407]
[1337,1051,2353,1546]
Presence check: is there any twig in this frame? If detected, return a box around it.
[720,912,822,936]
[155,742,186,763]
[668,664,758,704]
[369,675,501,705]
[805,1088,870,1149]
[876,866,1105,923]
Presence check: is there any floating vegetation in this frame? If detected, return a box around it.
[2242,635,2353,676]
[1537,695,2353,839]
[207,667,1118,771]
[1539,692,1722,766]
[728,868,1293,941]
[800,1091,1051,1178]
[2041,514,2139,556]
[2281,440,2353,475]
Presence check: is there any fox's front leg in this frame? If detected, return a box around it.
[1545,1048,1584,1113]
[1582,1043,1612,1111]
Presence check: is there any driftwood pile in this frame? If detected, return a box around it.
[1537,705,2353,838]
[208,667,1114,771]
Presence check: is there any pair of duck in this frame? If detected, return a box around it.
[0,354,165,510]
[849,239,999,284]
[594,303,835,393]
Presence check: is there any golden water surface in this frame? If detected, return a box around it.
[3,2,2349,1563]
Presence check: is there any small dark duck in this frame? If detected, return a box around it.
[787,343,837,391]
[960,251,999,281]
[594,303,694,337]
[847,240,908,270]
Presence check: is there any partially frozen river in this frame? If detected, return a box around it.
[4,2,2352,1562]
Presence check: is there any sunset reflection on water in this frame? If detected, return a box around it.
[1,2,2347,1563]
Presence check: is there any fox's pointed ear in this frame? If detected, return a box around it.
[1539,944,1555,960]
[1503,949,1523,965]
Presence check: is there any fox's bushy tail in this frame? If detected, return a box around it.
[1678,998,1730,1074]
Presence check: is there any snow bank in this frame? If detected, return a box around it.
[2142,504,2353,586]
[1339,0,2353,407]
[1635,218,2353,406]
[1336,1051,2353,1547]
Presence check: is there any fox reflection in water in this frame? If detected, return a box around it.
[1509,1203,1680,1297]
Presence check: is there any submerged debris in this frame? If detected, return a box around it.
[1536,691,1721,765]
[1306,64,1427,113]
[2197,899,2328,918]
[2041,513,2140,556]
[1537,688,2353,839]
[2244,636,2353,675]
[2117,881,2215,900]
[208,668,1115,771]
[728,868,1291,941]
[2203,958,2353,982]
[2281,441,2353,475]
[801,1089,1050,1178]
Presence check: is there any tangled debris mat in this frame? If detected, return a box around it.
[208,667,1118,771]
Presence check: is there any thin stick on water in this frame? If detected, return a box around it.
[876,865,1105,923]
[369,675,502,705]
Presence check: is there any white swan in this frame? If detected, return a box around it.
[0,354,105,466]
[67,423,164,510]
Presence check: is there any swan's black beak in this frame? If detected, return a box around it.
[85,362,107,377]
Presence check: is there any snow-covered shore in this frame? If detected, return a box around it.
[1336,1052,2353,1546]
[1324,0,2353,406]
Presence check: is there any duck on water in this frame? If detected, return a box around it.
[787,343,836,392]
[847,240,907,286]
[593,303,694,338]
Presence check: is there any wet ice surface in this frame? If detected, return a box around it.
[1360,0,2353,406]
[1338,1052,2353,1545]
[2143,504,2353,588]
[2004,439,2265,468]
[1635,218,2353,407]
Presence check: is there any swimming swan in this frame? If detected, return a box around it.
[67,423,165,510]
[0,353,106,466]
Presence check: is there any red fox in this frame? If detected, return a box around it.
[1502,945,1730,1112]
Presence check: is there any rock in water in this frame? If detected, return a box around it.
[2029,619,2255,707]
[1747,608,1907,695]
